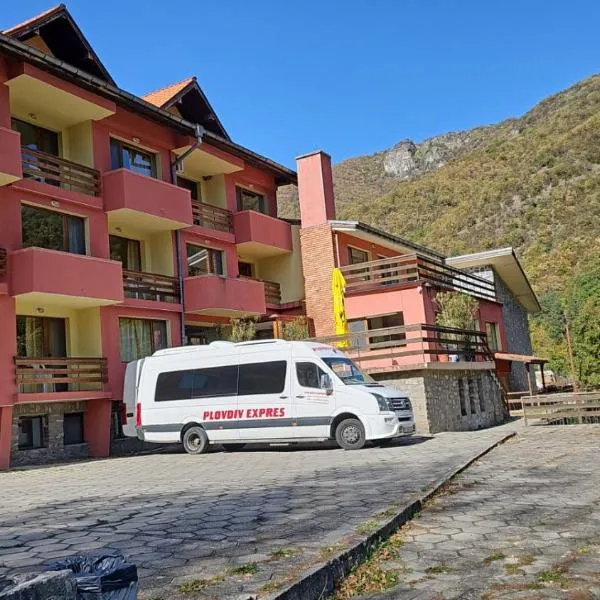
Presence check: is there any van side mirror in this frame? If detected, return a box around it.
[320,374,333,395]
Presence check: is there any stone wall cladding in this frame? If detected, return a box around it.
[11,401,89,467]
[299,223,337,337]
[373,368,504,434]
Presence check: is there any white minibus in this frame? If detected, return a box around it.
[122,340,415,453]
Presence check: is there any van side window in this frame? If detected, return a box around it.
[296,362,326,389]
[238,361,287,396]
[155,365,237,402]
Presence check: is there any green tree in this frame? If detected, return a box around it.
[434,292,479,330]
[281,317,310,340]
[228,318,257,342]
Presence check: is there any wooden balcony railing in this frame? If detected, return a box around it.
[192,201,233,233]
[264,280,282,305]
[15,357,107,393]
[310,324,493,370]
[21,147,101,197]
[123,270,180,303]
[341,253,497,301]
[0,248,6,277]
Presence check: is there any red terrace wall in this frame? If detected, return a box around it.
[0,59,11,128]
[225,164,278,217]
[100,306,182,403]
[478,299,507,348]
[345,286,428,324]
[179,229,239,277]
[334,232,404,267]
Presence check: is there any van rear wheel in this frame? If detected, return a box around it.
[222,444,246,452]
[182,426,209,455]
[335,418,366,450]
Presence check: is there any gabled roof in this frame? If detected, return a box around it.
[142,76,230,140]
[2,4,115,85]
[446,248,541,313]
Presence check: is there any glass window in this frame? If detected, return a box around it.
[185,325,221,345]
[367,313,406,345]
[63,412,84,445]
[16,316,66,358]
[236,187,266,213]
[155,365,238,401]
[109,235,142,271]
[110,139,156,178]
[485,322,501,351]
[238,361,287,395]
[21,204,86,255]
[18,415,47,449]
[186,244,224,276]
[238,262,254,278]
[177,176,199,201]
[321,357,374,385]
[296,362,327,389]
[348,247,369,265]
[12,118,59,155]
[119,318,168,362]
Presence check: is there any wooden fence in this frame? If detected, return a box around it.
[192,202,233,233]
[522,392,600,425]
[15,357,107,393]
[123,270,180,303]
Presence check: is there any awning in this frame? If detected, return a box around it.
[494,352,548,365]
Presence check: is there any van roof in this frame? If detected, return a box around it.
[151,339,335,357]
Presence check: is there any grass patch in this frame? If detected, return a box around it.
[356,520,380,535]
[269,547,298,560]
[176,575,224,594]
[537,569,567,584]
[484,552,506,565]
[227,562,259,576]
[425,564,454,575]
[517,554,536,566]
[504,564,525,576]
[331,565,400,599]
[260,579,284,593]
[376,506,398,519]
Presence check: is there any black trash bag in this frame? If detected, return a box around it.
[45,550,138,600]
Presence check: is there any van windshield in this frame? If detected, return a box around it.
[321,357,374,385]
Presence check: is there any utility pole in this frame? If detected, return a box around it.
[564,312,578,392]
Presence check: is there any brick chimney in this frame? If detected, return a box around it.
[296,150,337,337]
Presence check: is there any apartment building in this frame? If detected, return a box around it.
[0,6,302,468]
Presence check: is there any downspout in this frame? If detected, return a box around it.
[170,124,205,345]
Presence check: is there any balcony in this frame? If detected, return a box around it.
[15,357,109,402]
[103,169,193,232]
[263,280,282,306]
[20,147,101,197]
[184,275,266,316]
[192,201,233,233]
[233,210,292,259]
[9,247,124,308]
[341,253,497,301]
[0,126,22,186]
[311,324,494,373]
[123,270,180,304]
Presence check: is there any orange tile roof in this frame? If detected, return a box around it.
[142,77,196,108]
[2,4,65,35]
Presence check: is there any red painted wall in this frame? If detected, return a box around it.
[225,164,278,217]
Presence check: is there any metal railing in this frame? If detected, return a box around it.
[15,357,107,393]
[123,270,180,303]
[191,201,233,233]
[264,280,282,305]
[21,147,101,197]
[341,253,496,301]
[310,324,493,369]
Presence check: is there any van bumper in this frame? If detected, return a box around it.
[366,414,415,440]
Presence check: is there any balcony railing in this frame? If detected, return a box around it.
[0,248,6,277]
[123,270,180,303]
[192,201,233,233]
[15,357,107,393]
[264,280,282,305]
[341,253,496,301]
[21,147,101,197]
[311,324,493,370]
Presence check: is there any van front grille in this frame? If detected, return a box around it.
[388,397,411,411]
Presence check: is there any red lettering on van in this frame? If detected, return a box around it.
[203,411,211,420]
[266,408,273,417]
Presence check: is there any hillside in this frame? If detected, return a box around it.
[278,74,600,296]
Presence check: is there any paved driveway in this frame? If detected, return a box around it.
[0,427,514,598]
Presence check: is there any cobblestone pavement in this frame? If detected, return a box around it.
[0,426,515,599]
[353,426,600,600]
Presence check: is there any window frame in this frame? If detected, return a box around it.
[485,322,501,351]
[348,246,369,265]
[110,138,157,179]
[177,176,200,201]
[238,361,287,396]
[17,415,48,450]
[236,186,267,214]
[12,118,60,156]
[63,412,85,445]
[295,361,328,390]
[186,243,225,277]
[109,235,142,272]
[119,318,168,362]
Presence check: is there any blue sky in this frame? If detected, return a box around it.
[3,1,600,168]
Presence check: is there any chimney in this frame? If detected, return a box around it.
[296,150,336,228]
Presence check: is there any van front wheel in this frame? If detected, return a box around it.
[335,418,366,450]
[182,426,209,455]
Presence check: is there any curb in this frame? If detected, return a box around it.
[268,431,517,600]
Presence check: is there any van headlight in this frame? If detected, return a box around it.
[371,393,389,412]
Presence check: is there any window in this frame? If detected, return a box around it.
[18,415,47,450]
[177,176,199,201]
[186,244,224,276]
[21,204,86,255]
[485,322,501,351]
[367,313,406,345]
[238,262,254,278]
[12,118,59,155]
[119,318,168,362]
[110,138,156,178]
[109,235,142,271]
[296,362,327,389]
[63,412,84,445]
[185,325,220,345]
[236,187,266,213]
[348,247,369,265]
[238,361,287,395]
[154,365,238,401]
[458,378,468,416]
[16,316,66,358]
